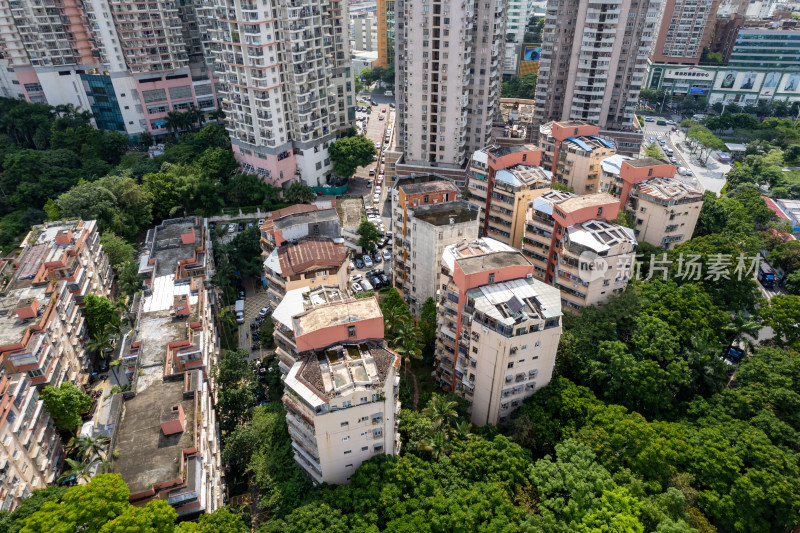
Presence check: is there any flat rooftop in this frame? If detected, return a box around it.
[398,177,461,196]
[468,276,563,323]
[442,238,515,274]
[261,204,318,233]
[487,144,537,158]
[412,201,479,226]
[290,341,398,404]
[273,208,340,231]
[0,285,48,347]
[496,166,551,189]
[293,297,382,338]
[567,219,636,253]
[531,189,576,217]
[555,193,619,213]
[626,157,669,168]
[113,378,194,494]
[635,177,703,202]
[456,250,531,275]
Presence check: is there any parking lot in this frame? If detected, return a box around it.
[210,218,264,245]
[235,280,275,360]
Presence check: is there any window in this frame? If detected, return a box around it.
[340,421,349,427]
[360,396,368,403]
[488,273,495,283]
[361,446,369,451]
[142,89,166,103]
[344,450,352,454]
[168,85,192,99]
[342,400,352,408]
[342,436,350,442]
[348,326,356,337]
[507,362,514,369]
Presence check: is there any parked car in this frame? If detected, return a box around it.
[389,102,395,108]
[228,224,236,233]
[379,273,389,285]
[351,282,363,294]
[257,219,265,226]
[372,252,382,264]
[382,249,392,261]
[349,260,355,270]
[369,168,376,176]
[648,136,655,144]
[379,114,385,121]
[371,276,383,288]
[259,306,272,317]
[355,258,364,269]
[247,221,255,229]
[644,116,655,122]
[373,194,381,203]
[350,274,362,282]
[363,255,373,268]
[360,279,374,291]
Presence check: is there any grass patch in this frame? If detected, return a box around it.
[355,290,374,299]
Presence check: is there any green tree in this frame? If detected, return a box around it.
[761,295,800,349]
[357,218,381,252]
[327,135,376,179]
[57,458,94,484]
[785,269,800,295]
[18,474,131,533]
[41,382,91,431]
[211,348,258,432]
[176,507,249,533]
[421,393,458,431]
[83,293,117,338]
[645,143,663,158]
[501,73,538,99]
[285,181,315,204]
[98,499,177,533]
[259,318,275,349]
[117,260,143,298]
[100,231,135,272]
[228,228,263,278]
[419,297,437,362]
[69,434,111,464]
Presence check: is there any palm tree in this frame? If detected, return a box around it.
[381,307,409,341]
[422,393,458,431]
[452,420,472,440]
[390,320,422,376]
[724,311,762,354]
[69,434,111,463]
[165,111,186,137]
[58,458,93,484]
[86,329,115,359]
[425,431,450,460]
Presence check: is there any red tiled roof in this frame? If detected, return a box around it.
[277,238,346,277]
[763,196,790,219]
[260,204,318,235]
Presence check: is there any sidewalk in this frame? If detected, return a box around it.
[669,130,729,195]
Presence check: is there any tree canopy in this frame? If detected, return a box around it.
[328,135,376,179]
[40,383,91,432]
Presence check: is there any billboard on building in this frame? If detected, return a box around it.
[519,44,541,76]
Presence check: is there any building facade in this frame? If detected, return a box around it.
[281,296,401,484]
[375,0,394,68]
[503,0,533,76]
[538,122,617,194]
[0,219,112,511]
[466,145,550,247]
[391,176,462,309]
[393,201,480,315]
[208,0,355,186]
[522,192,637,311]
[533,0,660,131]
[352,16,376,52]
[651,0,719,65]
[435,246,563,426]
[645,61,800,107]
[395,0,503,171]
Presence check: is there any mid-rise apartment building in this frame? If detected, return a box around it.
[522,192,637,311]
[0,219,111,511]
[435,245,562,426]
[0,220,112,388]
[395,0,503,174]
[263,238,348,305]
[209,0,356,186]
[392,201,480,314]
[281,295,401,484]
[391,176,462,307]
[533,0,659,144]
[651,0,719,65]
[113,218,222,516]
[614,157,702,249]
[538,121,617,194]
[466,145,550,247]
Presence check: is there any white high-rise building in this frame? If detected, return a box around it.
[209,0,356,187]
[503,0,533,76]
[395,0,504,174]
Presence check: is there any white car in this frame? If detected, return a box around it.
[257,219,265,226]
[373,194,381,203]
[382,249,392,261]
[363,255,373,268]
[227,224,235,233]
[351,281,363,294]
[375,186,382,194]
[350,274,362,282]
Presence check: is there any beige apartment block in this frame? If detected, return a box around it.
[263,238,349,306]
[280,296,401,484]
[436,246,563,426]
[538,123,617,194]
[628,178,704,249]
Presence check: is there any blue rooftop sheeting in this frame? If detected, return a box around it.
[566,137,593,152]
[495,169,523,187]
[590,136,615,149]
